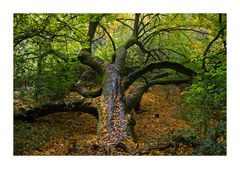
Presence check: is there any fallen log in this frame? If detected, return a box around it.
[14,100,99,122]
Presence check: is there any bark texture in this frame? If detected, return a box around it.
[98,63,128,149]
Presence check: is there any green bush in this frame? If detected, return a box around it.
[178,58,226,155]
[34,62,76,105]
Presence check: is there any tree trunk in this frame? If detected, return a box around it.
[14,101,98,122]
[97,63,130,151]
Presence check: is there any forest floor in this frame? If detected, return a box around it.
[14,85,194,155]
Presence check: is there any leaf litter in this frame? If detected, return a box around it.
[14,85,193,155]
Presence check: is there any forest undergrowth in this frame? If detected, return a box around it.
[14,85,200,155]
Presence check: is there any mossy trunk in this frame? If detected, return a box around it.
[97,63,134,151]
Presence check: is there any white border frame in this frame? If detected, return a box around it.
[1,1,239,169]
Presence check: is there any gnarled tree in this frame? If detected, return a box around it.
[14,13,225,153]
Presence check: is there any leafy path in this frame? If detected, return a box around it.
[14,85,192,155]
